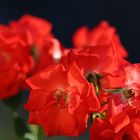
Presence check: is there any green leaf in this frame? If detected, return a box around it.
[14,116,30,138]
[38,126,46,140]
[24,125,46,140]
[25,133,38,140]
[24,125,38,140]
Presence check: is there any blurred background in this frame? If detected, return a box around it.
[0,0,140,139]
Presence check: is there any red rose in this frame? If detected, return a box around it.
[30,37,62,74]
[25,63,100,136]
[8,14,53,40]
[125,63,140,87]
[109,100,140,140]
[91,64,140,140]
[90,98,140,140]
[0,25,33,99]
[90,118,114,140]
[61,43,129,89]
[72,21,128,58]
[123,64,140,107]
[107,64,140,108]
[8,15,62,73]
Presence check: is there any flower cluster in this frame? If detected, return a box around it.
[1,15,140,139]
[0,15,62,99]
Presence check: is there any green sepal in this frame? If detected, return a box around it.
[100,101,108,106]
[24,125,46,140]
[104,88,125,94]
[30,45,39,63]
[24,125,38,140]
[93,112,106,120]
[86,73,101,95]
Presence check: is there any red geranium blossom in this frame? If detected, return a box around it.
[90,98,140,140]
[104,64,140,109]
[72,21,127,58]
[25,63,100,136]
[61,42,129,90]
[8,14,53,40]
[29,37,62,74]
[123,64,140,107]
[0,25,33,99]
[8,15,62,73]
[125,63,140,87]
[90,64,140,140]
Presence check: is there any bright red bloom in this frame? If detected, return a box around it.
[90,97,140,140]
[8,15,62,73]
[107,64,140,108]
[90,118,114,140]
[0,25,33,99]
[61,43,129,90]
[90,64,140,140]
[9,14,53,40]
[124,64,140,107]
[73,21,128,58]
[125,63,140,87]
[25,63,100,136]
[108,97,140,140]
[30,37,62,74]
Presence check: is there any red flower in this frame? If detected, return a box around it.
[0,25,33,99]
[30,37,62,74]
[8,15,62,73]
[61,43,129,89]
[90,118,114,140]
[25,63,100,136]
[90,98,140,140]
[125,63,140,87]
[124,64,140,107]
[109,101,140,140]
[107,64,140,108]
[9,14,53,40]
[90,64,140,140]
[72,21,128,58]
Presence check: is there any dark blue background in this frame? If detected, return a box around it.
[0,0,140,62]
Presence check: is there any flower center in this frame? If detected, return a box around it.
[124,88,135,99]
[54,90,70,108]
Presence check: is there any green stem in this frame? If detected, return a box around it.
[86,73,100,95]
